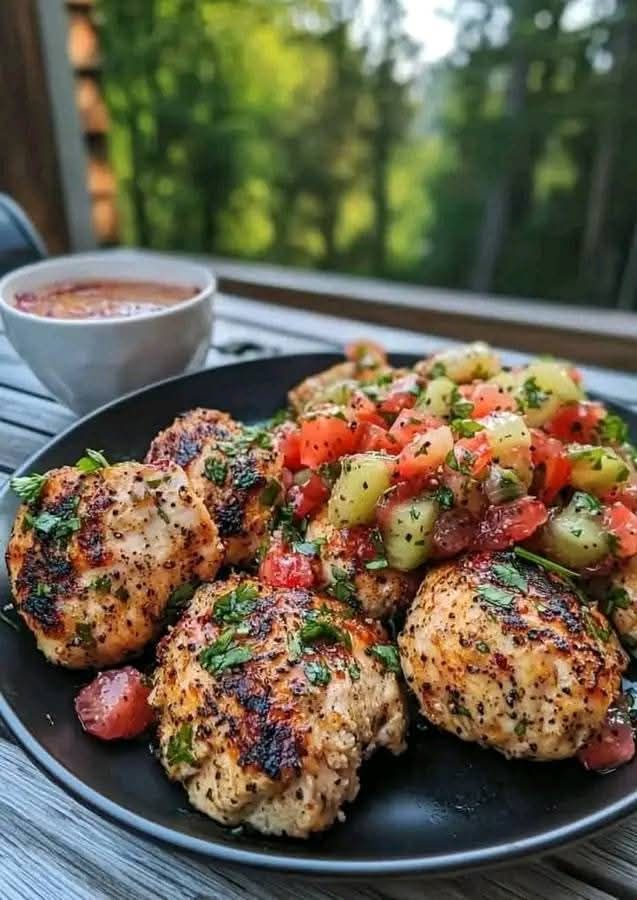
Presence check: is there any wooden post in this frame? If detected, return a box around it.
[0,0,94,254]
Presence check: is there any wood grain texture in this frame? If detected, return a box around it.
[1,296,637,899]
[0,0,70,253]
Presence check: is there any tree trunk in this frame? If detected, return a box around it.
[470,50,528,292]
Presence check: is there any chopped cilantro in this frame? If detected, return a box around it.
[452,703,472,718]
[348,662,361,681]
[476,585,514,608]
[327,566,358,605]
[272,504,305,544]
[430,361,447,378]
[492,562,528,592]
[90,574,111,593]
[166,723,196,767]
[163,581,198,623]
[451,419,485,438]
[369,643,401,673]
[582,608,611,643]
[432,486,455,510]
[304,660,331,685]
[599,413,629,445]
[10,472,47,505]
[514,719,528,738]
[449,385,474,419]
[518,376,548,410]
[199,627,253,675]
[292,539,324,557]
[572,491,602,514]
[204,457,227,486]
[213,583,258,624]
[366,557,389,570]
[298,615,352,650]
[475,640,490,654]
[569,446,629,481]
[114,585,130,602]
[601,586,631,617]
[76,449,109,473]
[25,496,81,544]
[287,631,303,661]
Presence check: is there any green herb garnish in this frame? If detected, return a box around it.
[599,413,629,445]
[292,539,324,557]
[432,485,455,510]
[298,616,352,651]
[199,627,253,675]
[369,643,401,673]
[430,361,447,378]
[75,622,95,645]
[76,449,109,473]
[260,478,281,506]
[10,472,47,505]
[166,723,196,767]
[204,457,227,486]
[513,546,579,580]
[601,586,631,617]
[571,491,602,514]
[163,581,198,622]
[327,566,358,605]
[476,585,514,608]
[518,376,548,410]
[304,660,331,685]
[492,562,528,593]
[451,419,485,438]
[213,583,258,624]
[89,574,111,593]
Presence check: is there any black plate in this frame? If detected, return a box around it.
[1,353,636,877]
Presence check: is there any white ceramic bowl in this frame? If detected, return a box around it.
[0,252,215,414]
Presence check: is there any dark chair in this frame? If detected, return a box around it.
[0,194,47,276]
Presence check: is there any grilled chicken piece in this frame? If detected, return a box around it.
[608,557,637,652]
[146,408,283,566]
[306,507,419,619]
[288,361,402,415]
[6,462,221,669]
[151,575,407,837]
[399,551,627,761]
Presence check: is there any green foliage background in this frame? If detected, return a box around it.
[97,0,637,309]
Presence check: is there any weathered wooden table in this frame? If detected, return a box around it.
[2,288,637,899]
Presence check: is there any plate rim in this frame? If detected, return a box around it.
[2,352,637,877]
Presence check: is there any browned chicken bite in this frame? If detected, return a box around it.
[607,556,637,653]
[146,408,283,566]
[399,551,627,761]
[306,507,419,620]
[6,462,221,668]
[151,575,407,837]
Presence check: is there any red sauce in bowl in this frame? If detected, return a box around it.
[14,279,198,320]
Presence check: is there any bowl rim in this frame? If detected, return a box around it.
[0,251,216,327]
[1,352,637,877]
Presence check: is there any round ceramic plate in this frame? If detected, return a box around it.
[1,353,636,877]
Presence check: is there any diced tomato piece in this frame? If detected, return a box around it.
[603,483,637,513]
[451,432,493,479]
[348,390,385,427]
[288,472,330,519]
[344,340,387,370]
[397,426,454,480]
[465,383,516,418]
[75,666,154,741]
[578,719,635,772]
[545,401,605,444]
[259,541,316,589]
[333,525,378,565]
[389,409,443,449]
[431,509,477,559]
[474,497,548,551]
[530,429,572,504]
[277,423,302,471]
[378,374,421,415]
[299,413,359,467]
[358,423,400,454]
[604,502,637,558]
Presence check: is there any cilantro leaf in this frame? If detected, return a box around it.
[326,566,358,605]
[451,419,485,438]
[213,583,258,624]
[166,723,196,767]
[298,615,352,650]
[163,581,199,624]
[304,660,331,685]
[204,457,227,486]
[369,643,401,673]
[518,376,548,411]
[89,574,111,593]
[432,485,455,510]
[599,413,629,445]
[601,586,631,617]
[292,539,324,557]
[571,491,602,514]
[76,449,109,473]
[513,546,579,580]
[492,562,528,592]
[476,585,514,608]
[198,627,253,675]
[10,472,47,505]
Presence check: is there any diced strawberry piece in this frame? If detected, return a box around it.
[259,541,316,588]
[389,409,443,449]
[474,497,548,551]
[288,472,330,519]
[604,502,637,558]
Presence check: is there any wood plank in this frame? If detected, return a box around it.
[0,385,74,434]
[0,337,54,398]
[0,737,616,900]
[0,0,70,253]
[209,257,637,372]
[0,420,48,472]
[215,295,637,409]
